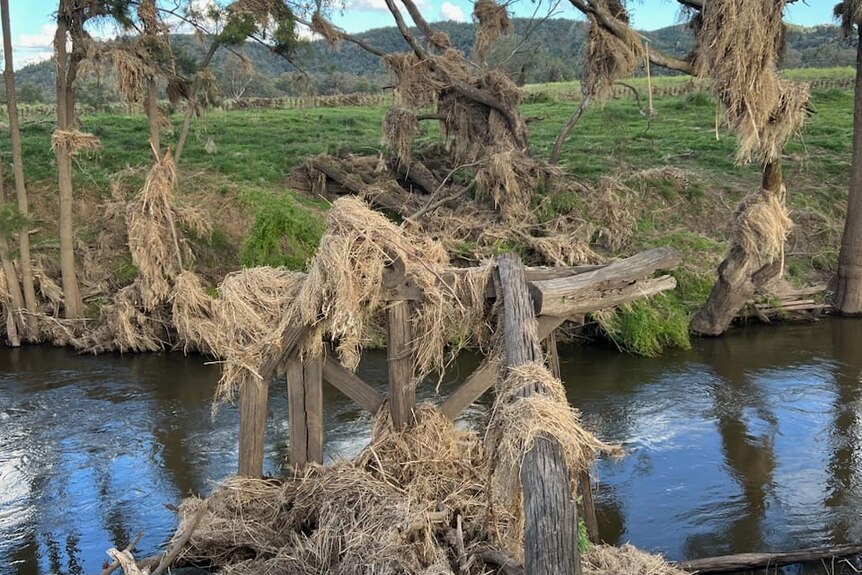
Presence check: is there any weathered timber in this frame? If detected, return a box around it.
[287,353,324,465]
[383,264,607,302]
[497,252,581,575]
[529,248,681,316]
[392,158,441,195]
[259,325,308,385]
[438,315,566,420]
[544,330,600,545]
[322,356,385,413]
[387,300,416,429]
[675,544,862,574]
[238,379,269,477]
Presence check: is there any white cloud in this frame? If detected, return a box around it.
[347,0,429,12]
[440,1,466,21]
[13,24,56,68]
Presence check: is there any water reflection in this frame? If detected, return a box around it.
[2,320,862,574]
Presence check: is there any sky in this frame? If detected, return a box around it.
[2,0,834,69]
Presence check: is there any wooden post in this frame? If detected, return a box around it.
[238,380,269,477]
[498,253,581,575]
[287,352,324,466]
[545,329,600,545]
[387,300,415,429]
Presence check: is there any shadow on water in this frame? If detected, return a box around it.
[2,320,862,574]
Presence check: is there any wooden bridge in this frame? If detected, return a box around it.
[228,247,676,573]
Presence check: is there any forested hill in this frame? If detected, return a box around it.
[13,19,854,102]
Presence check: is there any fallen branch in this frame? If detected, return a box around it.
[150,500,208,575]
[675,544,862,574]
[100,532,144,575]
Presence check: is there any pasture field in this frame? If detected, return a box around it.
[3,74,853,329]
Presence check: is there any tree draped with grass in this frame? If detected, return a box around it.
[834,0,862,314]
[564,0,809,336]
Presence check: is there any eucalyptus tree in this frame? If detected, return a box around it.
[835,1,862,314]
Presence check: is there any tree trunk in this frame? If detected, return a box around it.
[0,165,26,345]
[175,40,220,165]
[497,253,581,575]
[691,160,785,336]
[54,9,84,319]
[146,77,161,154]
[835,30,862,314]
[1,0,38,338]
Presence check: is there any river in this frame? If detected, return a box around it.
[1,318,861,575]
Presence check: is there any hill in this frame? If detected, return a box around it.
[12,20,855,102]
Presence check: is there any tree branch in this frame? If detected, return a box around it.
[568,0,695,75]
[382,0,427,57]
[295,16,387,57]
[399,0,449,49]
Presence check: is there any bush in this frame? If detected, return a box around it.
[240,191,324,270]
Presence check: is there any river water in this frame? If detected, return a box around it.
[1,319,861,575]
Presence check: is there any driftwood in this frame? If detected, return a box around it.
[737,284,832,322]
[497,252,581,575]
[675,543,862,574]
[101,532,144,575]
[528,247,681,316]
[150,499,209,575]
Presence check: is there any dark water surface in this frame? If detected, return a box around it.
[1,319,861,574]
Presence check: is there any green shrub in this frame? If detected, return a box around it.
[240,191,324,270]
[596,294,691,357]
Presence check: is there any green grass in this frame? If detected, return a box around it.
[1,69,854,356]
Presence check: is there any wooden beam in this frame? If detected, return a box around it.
[438,315,566,420]
[238,379,268,477]
[305,353,324,464]
[497,253,581,575]
[387,300,415,429]
[529,247,680,316]
[259,324,308,384]
[287,353,324,465]
[675,544,862,574]
[544,330,600,545]
[286,357,308,465]
[322,356,385,413]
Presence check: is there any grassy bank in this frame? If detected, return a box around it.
[3,74,853,352]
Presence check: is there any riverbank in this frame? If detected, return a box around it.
[0,77,851,353]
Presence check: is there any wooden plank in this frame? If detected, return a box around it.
[238,379,269,477]
[259,325,308,384]
[497,253,581,575]
[675,544,862,574]
[544,329,600,545]
[387,300,415,429]
[540,275,677,316]
[305,353,324,464]
[286,356,308,465]
[384,265,608,301]
[438,315,566,420]
[530,248,680,316]
[322,356,385,413]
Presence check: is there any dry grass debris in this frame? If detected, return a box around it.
[383,107,418,165]
[473,0,511,61]
[730,187,792,265]
[584,544,689,575]
[585,1,643,100]
[693,0,806,163]
[486,361,620,556]
[51,130,101,156]
[292,197,493,382]
[311,12,341,47]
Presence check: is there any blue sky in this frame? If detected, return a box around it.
[3,0,835,68]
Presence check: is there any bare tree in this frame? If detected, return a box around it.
[0,0,38,337]
[835,1,862,314]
